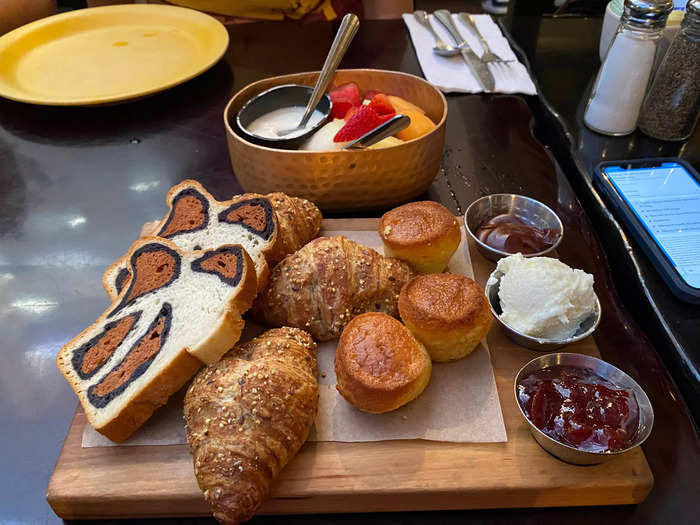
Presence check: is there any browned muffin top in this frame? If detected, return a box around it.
[379,201,459,249]
[335,312,427,395]
[399,273,490,330]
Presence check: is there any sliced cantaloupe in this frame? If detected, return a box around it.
[395,110,436,141]
[387,95,427,116]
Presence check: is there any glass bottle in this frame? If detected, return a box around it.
[584,0,673,136]
[638,0,700,140]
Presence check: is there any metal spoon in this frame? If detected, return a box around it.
[413,10,459,57]
[277,13,359,136]
[343,114,411,150]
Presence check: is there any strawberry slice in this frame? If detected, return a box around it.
[329,82,361,108]
[377,112,396,124]
[346,107,395,124]
[330,96,355,120]
[344,105,360,121]
[363,89,380,101]
[368,93,395,116]
[334,106,383,142]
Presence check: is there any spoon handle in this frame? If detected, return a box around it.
[413,10,447,48]
[434,10,466,47]
[299,13,359,128]
[344,114,411,150]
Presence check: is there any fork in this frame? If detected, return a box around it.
[458,13,508,64]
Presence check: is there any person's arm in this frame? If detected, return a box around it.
[0,0,57,35]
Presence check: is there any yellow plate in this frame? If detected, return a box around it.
[0,5,229,106]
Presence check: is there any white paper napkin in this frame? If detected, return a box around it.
[402,13,537,95]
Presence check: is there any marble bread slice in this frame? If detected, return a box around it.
[57,237,257,442]
[102,180,281,301]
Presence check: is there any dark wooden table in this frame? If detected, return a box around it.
[0,11,698,525]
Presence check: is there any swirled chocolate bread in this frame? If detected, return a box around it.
[57,237,257,442]
[102,180,322,301]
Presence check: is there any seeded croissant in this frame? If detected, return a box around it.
[255,236,415,341]
[184,327,318,525]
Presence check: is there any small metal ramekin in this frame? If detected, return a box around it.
[514,352,654,465]
[464,194,563,262]
[485,269,601,351]
[235,84,332,149]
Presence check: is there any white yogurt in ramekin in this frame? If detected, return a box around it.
[246,106,325,139]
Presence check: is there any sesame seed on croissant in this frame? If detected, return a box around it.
[184,327,318,525]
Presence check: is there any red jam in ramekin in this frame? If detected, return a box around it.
[517,365,640,453]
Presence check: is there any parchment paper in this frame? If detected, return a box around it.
[83,228,506,447]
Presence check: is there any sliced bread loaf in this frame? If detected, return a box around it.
[57,237,257,442]
[103,180,282,300]
[103,182,323,301]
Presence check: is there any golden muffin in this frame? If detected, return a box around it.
[398,274,492,362]
[335,312,432,414]
[379,201,461,273]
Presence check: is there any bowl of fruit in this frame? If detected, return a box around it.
[223,69,447,211]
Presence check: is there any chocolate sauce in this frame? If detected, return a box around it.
[517,365,640,453]
[474,214,557,254]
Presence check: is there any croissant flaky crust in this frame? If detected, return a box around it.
[184,328,318,525]
[265,192,323,265]
[255,236,415,341]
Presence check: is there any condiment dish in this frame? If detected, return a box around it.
[484,269,601,351]
[514,352,654,465]
[464,194,563,262]
[236,84,332,149]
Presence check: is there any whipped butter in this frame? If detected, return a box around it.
[496,253,596,340]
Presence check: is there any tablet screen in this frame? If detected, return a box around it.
[602,162,700,289]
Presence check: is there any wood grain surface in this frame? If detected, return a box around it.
[46,219,653,520]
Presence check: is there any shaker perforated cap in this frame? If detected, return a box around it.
[623,0,673,27]
[682,0,700,32]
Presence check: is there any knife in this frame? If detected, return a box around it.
[433,10,495,93]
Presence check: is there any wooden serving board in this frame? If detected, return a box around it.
[47,219,653,520]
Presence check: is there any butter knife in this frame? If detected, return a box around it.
[433,10,495,93]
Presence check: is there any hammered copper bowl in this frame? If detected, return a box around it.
[223,69,447,212]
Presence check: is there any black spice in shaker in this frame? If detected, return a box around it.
[638,0,700,141]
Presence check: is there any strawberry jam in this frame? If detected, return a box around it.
[517,365,640,453]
